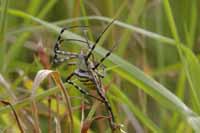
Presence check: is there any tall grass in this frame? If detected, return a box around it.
[0,0,199,132]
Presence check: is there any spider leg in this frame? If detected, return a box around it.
[89,70,116,130]
[95,80,115,130]
[54,50,78,56]
[93,69,105,78]
[59,26,89,41]
[86,19,116,60]
[65,72,76,81]
[82,29,96,63]
[56,26,89,50]
[93,41,119,70]
[54,26,90,64]
[67,80,104,102]
[54,39,79,55]
[54,25,90,52]
[65,72,104,102]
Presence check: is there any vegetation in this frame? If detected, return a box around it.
[0,0,199,132]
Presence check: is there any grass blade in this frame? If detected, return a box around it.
[108,82,162,132]
[31,70,73,133]
[0,100,24,133]
[163,0,200,115]
[2,8,200,131]
[0,0,9,71]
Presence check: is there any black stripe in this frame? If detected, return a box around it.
[79,79,90,82]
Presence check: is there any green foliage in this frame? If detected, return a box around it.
[0,0,200,132]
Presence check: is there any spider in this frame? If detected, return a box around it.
[53,19,119,130]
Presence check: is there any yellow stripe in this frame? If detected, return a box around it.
[78,77,96,90]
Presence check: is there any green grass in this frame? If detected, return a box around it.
[0,0,9,71]
[0,0,200,132]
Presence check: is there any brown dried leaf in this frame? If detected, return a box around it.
[31,69,73,133]
[0,100,24,133]
[81,115,111,133]
[51,71,74,133]
[37,40,50,69]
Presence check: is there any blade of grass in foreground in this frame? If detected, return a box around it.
[163,0,200,114]
[105,78,162,132]
[2,8,200,131]
[0,100,24,132]
[3,0,57,73]
[0,0,9,72]
[31,70,73,133]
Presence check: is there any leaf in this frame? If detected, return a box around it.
[0,100,24,133]
[3,9,200,131]
[108,82,162,132]
[0,0,9,71]
[31,69,73,133]
[81,116,111,133]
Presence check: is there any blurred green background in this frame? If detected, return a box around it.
[0,0,200,132]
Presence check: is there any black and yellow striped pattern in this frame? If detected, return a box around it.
[53,19,119,130]
[79,77,96,90]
